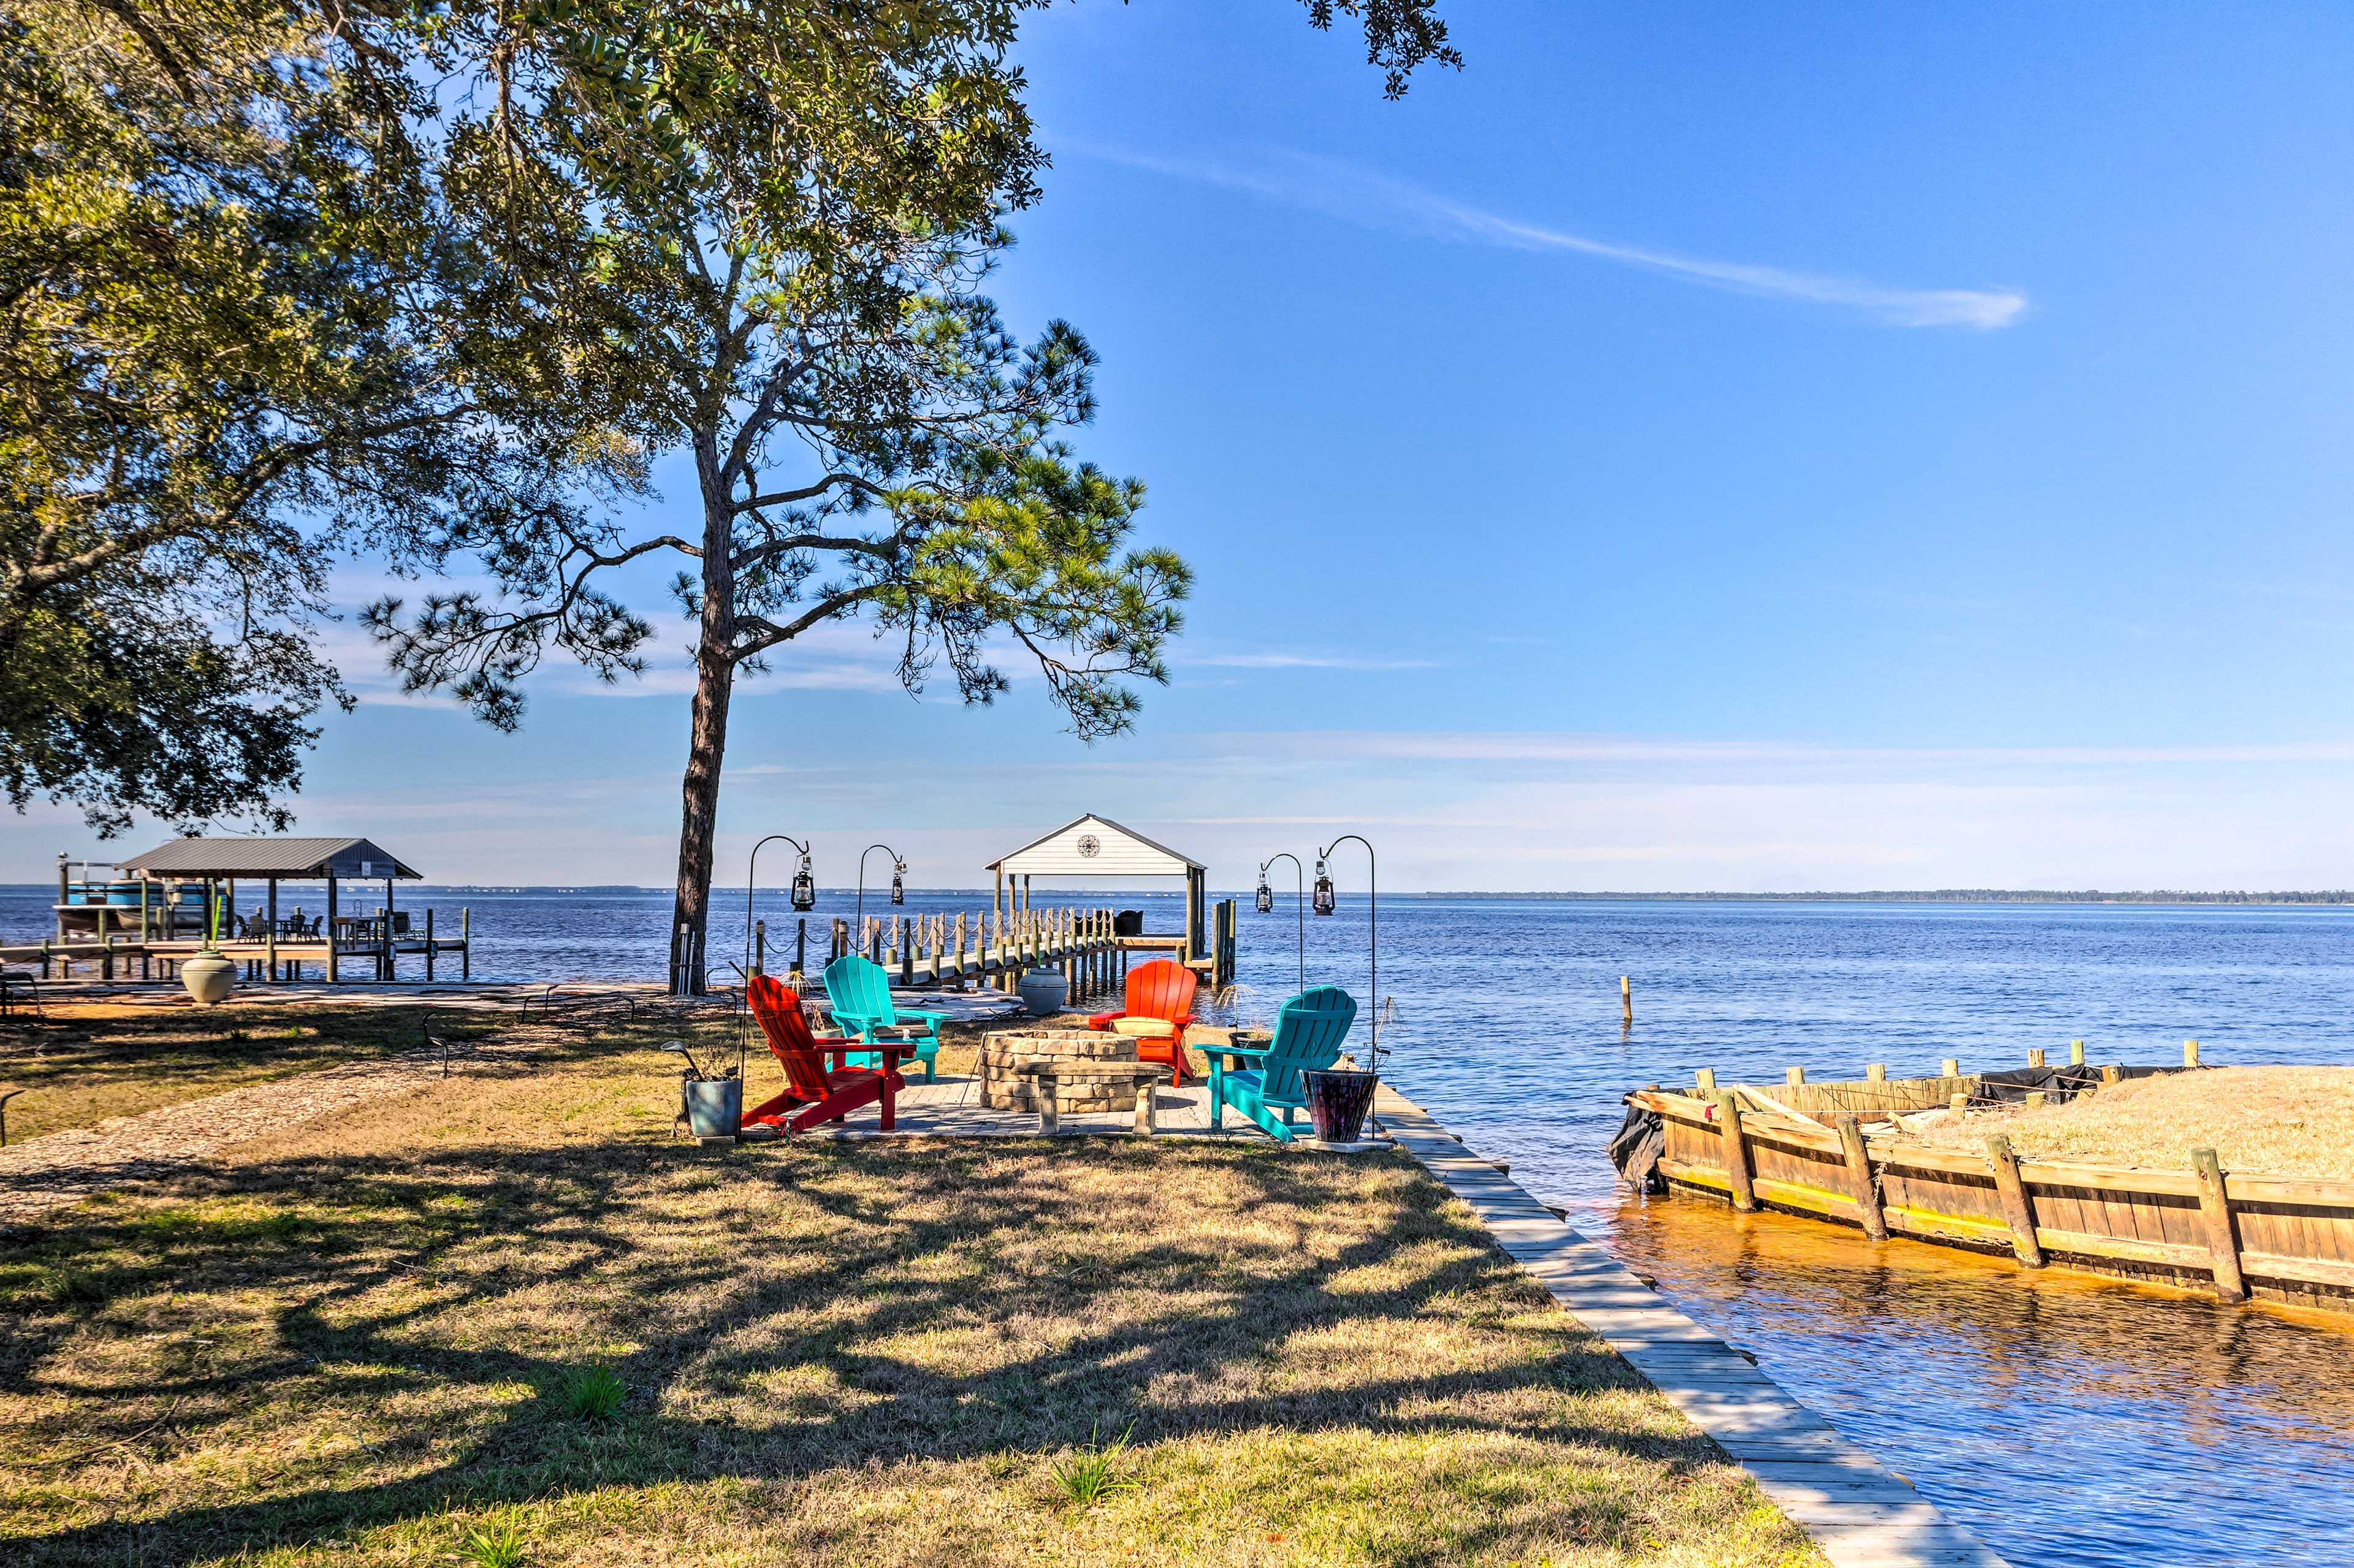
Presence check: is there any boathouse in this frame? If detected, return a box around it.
[986,815,1233,984]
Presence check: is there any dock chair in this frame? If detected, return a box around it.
[742,974,910,1133]
[821,954,947,1082]
[1206,986,1358,1143]
[1086,957,1199,1086]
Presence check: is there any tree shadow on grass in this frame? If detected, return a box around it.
[1,1129,1729,1564]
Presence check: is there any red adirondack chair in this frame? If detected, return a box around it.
[1087,957,1199,1086]
[743,974,910,1133]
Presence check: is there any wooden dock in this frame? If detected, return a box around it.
[755,905,1232,1002]
[1,913,471,986]
[1628,1067,2354,1317]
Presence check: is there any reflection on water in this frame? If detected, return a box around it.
[1607,1193,2354,1568]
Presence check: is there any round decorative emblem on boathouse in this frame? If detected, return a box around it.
[1076,834,1100,858]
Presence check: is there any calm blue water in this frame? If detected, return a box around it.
[8,885,2353,1565]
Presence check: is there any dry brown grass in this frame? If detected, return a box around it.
[1899,1065,2354,1179]
[0,1016,1818,1567]
[0,1003,508,1144]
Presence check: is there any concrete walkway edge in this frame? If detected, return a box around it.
[1377,1089,2009,1568]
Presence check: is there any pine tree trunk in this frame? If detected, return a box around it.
[668,441,738,994]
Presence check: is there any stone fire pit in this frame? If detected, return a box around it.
[978,1029,1140,1113]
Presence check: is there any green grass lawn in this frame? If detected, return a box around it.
[0,1018,1821,1567]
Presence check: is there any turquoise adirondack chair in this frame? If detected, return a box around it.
[822,954,948,1082]
[1206,986,1358,1143]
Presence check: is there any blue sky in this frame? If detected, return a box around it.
[14,1,2354,889]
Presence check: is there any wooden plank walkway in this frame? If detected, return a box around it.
[1378,1089,2009,1568]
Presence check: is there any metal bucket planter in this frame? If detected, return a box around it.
[1302,1068,1377,1144]
[180,951,235,1005]
[682,1078,743,1140]
[1018,966,1069,1017]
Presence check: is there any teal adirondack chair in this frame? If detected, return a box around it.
[822,954,948,1082]
[1207,986,1358,1142]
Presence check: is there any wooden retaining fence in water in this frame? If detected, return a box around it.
[1628,1070,2354,1317]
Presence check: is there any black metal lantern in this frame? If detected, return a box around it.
[791,854,817,911]
[890,859,906,905]
[1255,870,1274,915]
[1312,859,1336,916]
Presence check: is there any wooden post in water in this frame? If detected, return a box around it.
[1834,1113,1887,1239]
[1711,1089,1756,1212]
[2070,1039,2085,1066]
[2028,1047,2046,1068]
[1785,1065,1805,1086]
[1694,1067,1716,1091]
[461,907,470,981]
[1941,1057,1959,1079]
[2184,1039,2201,1068]
[425,907,435,981]
[1866,1062,1886,1082]
[1984,1135,2044,1266]
[1620,976,1632,1029]
[2189,1146,2246,1303]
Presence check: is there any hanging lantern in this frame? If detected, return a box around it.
[791,854,817,911]
[1255,867,1274,915]
[1312,859,1336,916]
[890,859,906,905]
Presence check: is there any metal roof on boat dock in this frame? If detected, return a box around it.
[117,837,422,880]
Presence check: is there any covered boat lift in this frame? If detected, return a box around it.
[31,835,459,983]
[986,815,1233,985]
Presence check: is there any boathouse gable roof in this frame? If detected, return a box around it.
[120,836,422,880]
[986,815,1204,878]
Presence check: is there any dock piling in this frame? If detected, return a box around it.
[2184,1038,2201,1068]
[2028,1047,2046,1068]
[2070,1038,2085,1066]
[1785,1065,1805,1086]
[1866,1062,1886,1082]
[1620,975,1632,1029]
[1711,1089,1757,1211]
[1694,1066,1716,1091]
[2190,1147,2247,1303]
[1984,1135,2045,1267]
[1834,1113,1887,1239]
[1941,1056,1959,1078]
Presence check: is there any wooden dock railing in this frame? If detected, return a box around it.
[749,906,1138,1005]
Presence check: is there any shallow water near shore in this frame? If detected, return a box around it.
[9,886,2354,1563]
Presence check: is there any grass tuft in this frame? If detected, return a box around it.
[561,1364,627,1422]
[1051,1423,1138,1508]
[458,1509,528,1568]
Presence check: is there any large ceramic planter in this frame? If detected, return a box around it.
[181,951,235,1005]
[1017,967,1069,1017]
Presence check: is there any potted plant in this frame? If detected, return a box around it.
[179,883,235,1005]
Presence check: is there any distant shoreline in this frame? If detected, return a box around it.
[12,883,2354,907]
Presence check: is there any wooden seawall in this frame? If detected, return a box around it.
[1630,1073,2354,1317]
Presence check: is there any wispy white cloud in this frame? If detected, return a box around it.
[1193,650,1438,671]
[1078,144,2027,331]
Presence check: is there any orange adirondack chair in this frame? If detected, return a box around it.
[1087,957,1199,1086]
[743,974,908,1133]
